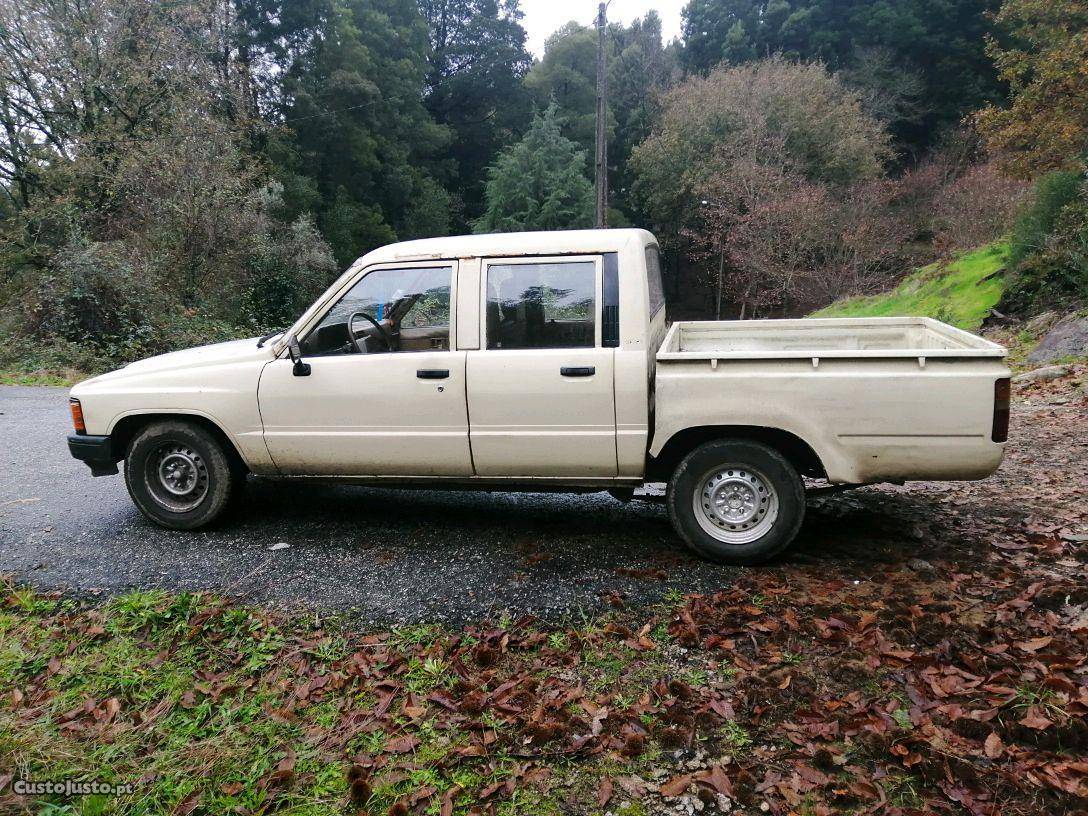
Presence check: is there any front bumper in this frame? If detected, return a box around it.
[67,434,119,476]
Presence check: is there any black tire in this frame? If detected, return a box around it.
[123,420,240,530]
[666,439,805,566]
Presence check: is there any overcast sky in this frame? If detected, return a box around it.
[519,0,685,57]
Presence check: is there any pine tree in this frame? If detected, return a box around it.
[474,105,594,233]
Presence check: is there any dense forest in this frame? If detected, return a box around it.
[0,0,1085,374]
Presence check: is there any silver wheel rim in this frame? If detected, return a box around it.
[692,464,779,545]
[145,443,209,512]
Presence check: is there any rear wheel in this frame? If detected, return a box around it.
[667,439,805,565]
[124,421,240,529]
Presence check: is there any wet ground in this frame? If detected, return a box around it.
[2,380,1084,623]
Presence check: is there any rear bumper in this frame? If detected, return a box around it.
[67,434,119,476]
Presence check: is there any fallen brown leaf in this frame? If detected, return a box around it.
[659,773,692,797]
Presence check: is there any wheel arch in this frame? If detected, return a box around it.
[648,425,826,482]
[109,412,250,474]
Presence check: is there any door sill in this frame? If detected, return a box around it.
[264,475,644,492]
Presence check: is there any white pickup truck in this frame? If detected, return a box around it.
[67,229,1011,564]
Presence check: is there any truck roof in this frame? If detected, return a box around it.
[355,228,657,266]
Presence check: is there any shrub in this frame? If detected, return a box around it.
[26,240,168,356]
[13,238,247,372]
[633,57,895,312]
[931,162,1032,253]
[3,170,337,374]
[691,163,912,316]
[243,211,338,330]
[1008,171,1084,269]
[1002,184,1088,314]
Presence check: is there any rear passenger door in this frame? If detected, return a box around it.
[466,256,617,477]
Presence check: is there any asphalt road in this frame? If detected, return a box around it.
[1,384,925,623]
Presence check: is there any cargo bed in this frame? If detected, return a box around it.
[656,317,1006,361]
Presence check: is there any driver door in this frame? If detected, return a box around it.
[257,263,473,476]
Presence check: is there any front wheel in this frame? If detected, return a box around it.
[666,439,805,566]
[124,421,240,529]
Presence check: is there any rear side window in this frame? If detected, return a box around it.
[486,261,596,349]
[645,245,665,317]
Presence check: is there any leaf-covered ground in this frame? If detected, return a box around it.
[1,369,1086,816]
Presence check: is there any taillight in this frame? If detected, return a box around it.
[992,378,1010,443]
[69,398,86,434]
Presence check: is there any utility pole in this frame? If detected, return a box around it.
[594,2,608,228]
[716,249,725,320]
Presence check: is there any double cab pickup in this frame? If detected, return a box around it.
[68,229,1011,564]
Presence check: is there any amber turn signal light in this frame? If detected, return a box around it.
[69,398,86,434]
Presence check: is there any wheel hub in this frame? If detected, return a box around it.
[145,443,209,512]
[711,478,759,524]
[693,465,779,545]
[159,452,199,496]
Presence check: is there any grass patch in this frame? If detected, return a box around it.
[811,242,1009,331]
[718,720,753,753]
[0,369,84,387]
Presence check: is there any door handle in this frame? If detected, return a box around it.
[417,369,450,379]
[560,366,595,377]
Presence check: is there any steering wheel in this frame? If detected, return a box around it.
[347,311,394,354]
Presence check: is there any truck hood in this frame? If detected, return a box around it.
[79,338,274,385]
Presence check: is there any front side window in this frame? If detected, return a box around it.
[302,266,452,356]
[486,261,596,350]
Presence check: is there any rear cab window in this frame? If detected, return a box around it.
[645,245,665,318]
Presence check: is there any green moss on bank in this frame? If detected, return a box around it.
[811,243,1008,330]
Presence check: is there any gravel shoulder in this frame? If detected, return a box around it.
[1,375,1085,624]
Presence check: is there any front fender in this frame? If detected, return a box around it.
[69,359,276,474]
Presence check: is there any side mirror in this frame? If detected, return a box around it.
[286,336,311,377]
